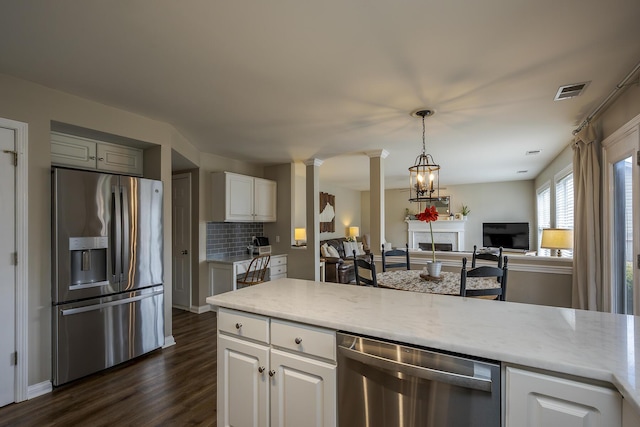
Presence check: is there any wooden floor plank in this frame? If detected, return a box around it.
[0,309,217,427]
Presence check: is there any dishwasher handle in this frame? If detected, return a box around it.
[338,345,492,392]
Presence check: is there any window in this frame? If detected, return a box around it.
[555,171,574,257]
[536,184,551,256]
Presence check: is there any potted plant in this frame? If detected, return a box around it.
[416,205,441,277]
[461,204,471,220]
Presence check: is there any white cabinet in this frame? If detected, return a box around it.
[209,254,287,296]
[623,398,640,427]
[506,366,622,427]
[218,334,270,427]
[51,132,143,176]
[212,171,277,222]
[217,308,336,427]
[269,254,287,280]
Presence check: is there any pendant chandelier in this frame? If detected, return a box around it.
[408,109,440,202]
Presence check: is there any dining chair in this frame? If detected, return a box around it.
[471,245,503,268]
[352,250,378,287]
[460,256,509,300]
[237,254,271,287]
[381,243,410,272]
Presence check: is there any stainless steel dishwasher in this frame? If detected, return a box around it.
[337,332,501,427]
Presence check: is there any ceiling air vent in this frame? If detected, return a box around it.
[554,81,590,101]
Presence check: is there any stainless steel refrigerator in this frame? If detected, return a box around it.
[52,167,164,386]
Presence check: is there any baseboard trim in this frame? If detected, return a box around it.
[191,305,212,314]
[27,380,52,400]
[163,335,176,348]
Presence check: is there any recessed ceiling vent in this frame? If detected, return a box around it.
[554,81,590,101]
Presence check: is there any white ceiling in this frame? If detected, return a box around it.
[1,1,639,190]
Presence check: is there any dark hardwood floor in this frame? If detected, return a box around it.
[0,309,217,427]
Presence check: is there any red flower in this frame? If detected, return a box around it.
[416,205,439,223]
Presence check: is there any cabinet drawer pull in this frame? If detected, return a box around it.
[258,366,265,373]
[295,337,303,344]
[235,323,242,329]
[269,370,276,377]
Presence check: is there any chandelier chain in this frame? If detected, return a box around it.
[422,114,426,155]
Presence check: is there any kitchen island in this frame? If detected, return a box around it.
[207,278,640,426]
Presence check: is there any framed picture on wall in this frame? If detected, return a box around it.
[319,192,335,232]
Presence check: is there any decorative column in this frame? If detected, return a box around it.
[367,150,389,255]
[305,158,323,281]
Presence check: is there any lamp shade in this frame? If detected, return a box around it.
[348,226,360,238]
[540,228,573,250]
[294,228,307,241]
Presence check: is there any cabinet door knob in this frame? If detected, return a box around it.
[295,337,302,344]
[258,366,265,373]
[98,157,104,161]
[268,370,276,377]
[89,156,96,160]
[235,323,242,329]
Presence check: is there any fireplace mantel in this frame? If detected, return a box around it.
[406,219,466,251]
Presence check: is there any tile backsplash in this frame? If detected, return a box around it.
[206,222,264,258]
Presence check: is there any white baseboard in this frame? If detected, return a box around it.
[27,380,52,399]
[191,305,212,314]
[163,335,176,348]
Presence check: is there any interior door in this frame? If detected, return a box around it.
[0,126,16,407]
[172,173,191,309]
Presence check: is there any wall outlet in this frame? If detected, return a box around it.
[276,235,280,243]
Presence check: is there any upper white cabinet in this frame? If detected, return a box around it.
[212,171,277,222]
[506,366,622,427]
[51,132,143,176]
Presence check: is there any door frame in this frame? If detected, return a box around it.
[602,112,640,314]
[171,172,192,310]
[0,117,28,402]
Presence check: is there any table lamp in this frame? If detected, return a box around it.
[294,228,307,246]
[348,226,360,240]
[540,228,573,257]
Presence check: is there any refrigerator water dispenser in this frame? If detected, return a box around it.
[69,236,108,288]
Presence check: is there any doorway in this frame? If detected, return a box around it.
[0,117,28,406]
[603,114,640,314]
[172,173,192,310]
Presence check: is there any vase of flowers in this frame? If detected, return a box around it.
[416,205,442,277]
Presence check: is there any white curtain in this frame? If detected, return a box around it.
[572,125,602,310]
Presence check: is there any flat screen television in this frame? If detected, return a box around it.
[482,222,530,250]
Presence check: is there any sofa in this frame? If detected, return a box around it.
[320,238,355,284]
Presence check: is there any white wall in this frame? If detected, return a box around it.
[0,73,258,387]
[318,182,362,240]
[362,180,535,252]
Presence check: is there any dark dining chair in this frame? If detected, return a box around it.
[460,256,509,300]
[381,243,410,272]
[472,245,503,268]
[352,250,378,287]
[237,254,271,287]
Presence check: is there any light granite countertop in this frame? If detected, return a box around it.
[206,278,640,412]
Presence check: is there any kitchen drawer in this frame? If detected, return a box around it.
[218,308,270,344]
[270,264,287,277]
[271,255,287,267]
[271,319,336,362]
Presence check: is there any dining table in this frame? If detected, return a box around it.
[376,269,501,296]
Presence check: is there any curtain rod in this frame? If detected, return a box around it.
[573,59,640,135]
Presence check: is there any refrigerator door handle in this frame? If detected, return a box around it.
[60,290,164,316]
[111,185,122,283]
[120,184,131,287]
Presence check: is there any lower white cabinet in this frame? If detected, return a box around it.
[217,308,336,427]
[218,334,270,427]
[506,366,622,426]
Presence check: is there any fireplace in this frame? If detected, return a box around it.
[407,220,466,251]
[419,243,453,251]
